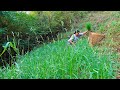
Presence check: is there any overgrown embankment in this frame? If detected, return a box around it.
[0,11,88,66]
[0,11,120,79]
[0,38,119,79]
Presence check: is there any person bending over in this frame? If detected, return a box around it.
[68,30,88,45]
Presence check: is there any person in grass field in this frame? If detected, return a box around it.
[68,30,88,46]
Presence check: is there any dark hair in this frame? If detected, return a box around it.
[74,30,80,34]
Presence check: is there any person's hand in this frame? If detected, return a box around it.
[72,43,76,47]
[83,31,88,35]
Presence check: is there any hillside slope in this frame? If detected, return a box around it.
[0,11,120,79]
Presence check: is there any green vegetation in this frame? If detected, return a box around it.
[0,41,19,57]
[0,38,119,79]
[86,22,92,31]
[0,11,89,55]
[0,11,120,79]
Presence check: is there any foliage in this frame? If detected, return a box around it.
[86,22,92,31]
[0,41,19,57]
[0,38,118,79]
[0,11,120,79]
[0,11,89,56]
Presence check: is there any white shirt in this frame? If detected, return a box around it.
[68,33,84,44]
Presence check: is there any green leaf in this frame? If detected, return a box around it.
[0,41,19,57]
[3,42,10,49]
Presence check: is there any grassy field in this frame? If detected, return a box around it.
[0,11,120,79]
[0,37,119,79]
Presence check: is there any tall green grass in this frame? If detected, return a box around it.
[0,38,118,79]
[86,22,92,31]
[1,11,120,79]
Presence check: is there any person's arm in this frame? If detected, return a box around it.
[69,40,75,46]
[83,31,88,35]
[68,35,75,46]
[78,31,88,37]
